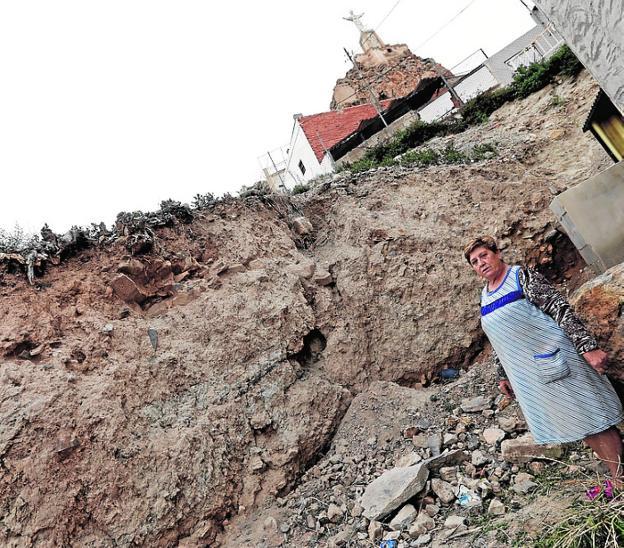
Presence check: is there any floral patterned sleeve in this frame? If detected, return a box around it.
[518,267,599,354]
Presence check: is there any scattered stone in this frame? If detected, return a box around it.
[250,456,265,472]
[249,410,272,430]
[471,450,489,467]
[501,433,563,463]
[514,472,535,484]
[396,451,422,468]
[439,466,458,482]
[512,479,538,495]
[29,344,45,356]
[414,533,431,546]
[389,503,417,530]
[328,529,350,547]
[369,519,384,541]
[444,515,466,530]
[408,513,435,537]
[404,426,420,438]
[350,504,364,518]
[327,503,343,523]
[55,430,80,459]
[498,416,518,432]
[427,434,442,456]
[412,434,429,448]
[361,464,429,520]
[488,499,506,515]
[110,274,148,305]
[290,259,316,279]
[313,269,333,286]
[263,516,278,532]
[528,461,546,475]
[147,327,158,351]
[101,324,114,336]
[226,263,246,274]
[423,449,467,471]
[483,427,505,445]
[382,530,401,541]
[292,216,313,236]
[443,432,458,446]
[424,504,439,517]
[431,478,455,504]
[460,396,492,413]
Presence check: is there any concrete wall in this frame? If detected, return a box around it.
[454,66,499,102]
[551,160,624,272]
[419,92,455,123]
[533,0,624,114]
[420,66,498,123]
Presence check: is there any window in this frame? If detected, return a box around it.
[298,160,306,175]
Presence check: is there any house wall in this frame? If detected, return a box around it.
[284,123,334,187]
[419,92,455,123]
[419,65,498,123]
[454,66,499,102]
[532,0,624,114]
[485,26,550,86]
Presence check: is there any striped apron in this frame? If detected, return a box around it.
[481,265,623,444]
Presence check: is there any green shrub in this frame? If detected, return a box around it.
[546,43,584,78]
[338,45,581,173]
[291,182,310,194]
[460,87,514,125]
[511,44,583,99]
[440,144,468,164]
[399,148,440,166]
[471,142,498,161]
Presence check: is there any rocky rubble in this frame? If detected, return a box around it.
[225,357,609,547]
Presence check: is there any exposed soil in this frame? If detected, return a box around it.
[0,70,617,547]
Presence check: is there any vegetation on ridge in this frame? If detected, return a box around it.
[339,45,583,173]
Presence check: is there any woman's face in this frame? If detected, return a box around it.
[468,246,506,282]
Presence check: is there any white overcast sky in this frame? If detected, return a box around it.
[0,1,535,233]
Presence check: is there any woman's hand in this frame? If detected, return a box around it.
[583,349,608,374]
[499,380,515,398]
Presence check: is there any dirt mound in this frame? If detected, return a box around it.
[0,70,614,545]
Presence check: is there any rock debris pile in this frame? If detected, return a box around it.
[227,359,605,547]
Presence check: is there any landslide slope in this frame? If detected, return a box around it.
[0,70,610,546]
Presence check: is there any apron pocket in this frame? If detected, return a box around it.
[533,348,570,383]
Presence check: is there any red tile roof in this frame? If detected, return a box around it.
[298,100,392,162]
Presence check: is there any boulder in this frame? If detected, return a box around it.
[431,478,455,504]
[110,274,148,305]
[488,499,506,515]
[460,396,492,413]
[571,262,624,381]
[501,433,562,463]
[389,503,417,530]
[360,464,429,520]
[483,427,506,445]
[368,520,383,541]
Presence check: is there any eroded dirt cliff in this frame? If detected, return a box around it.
[0,70,615,546]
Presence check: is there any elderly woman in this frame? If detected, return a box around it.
[465,236,623,487]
